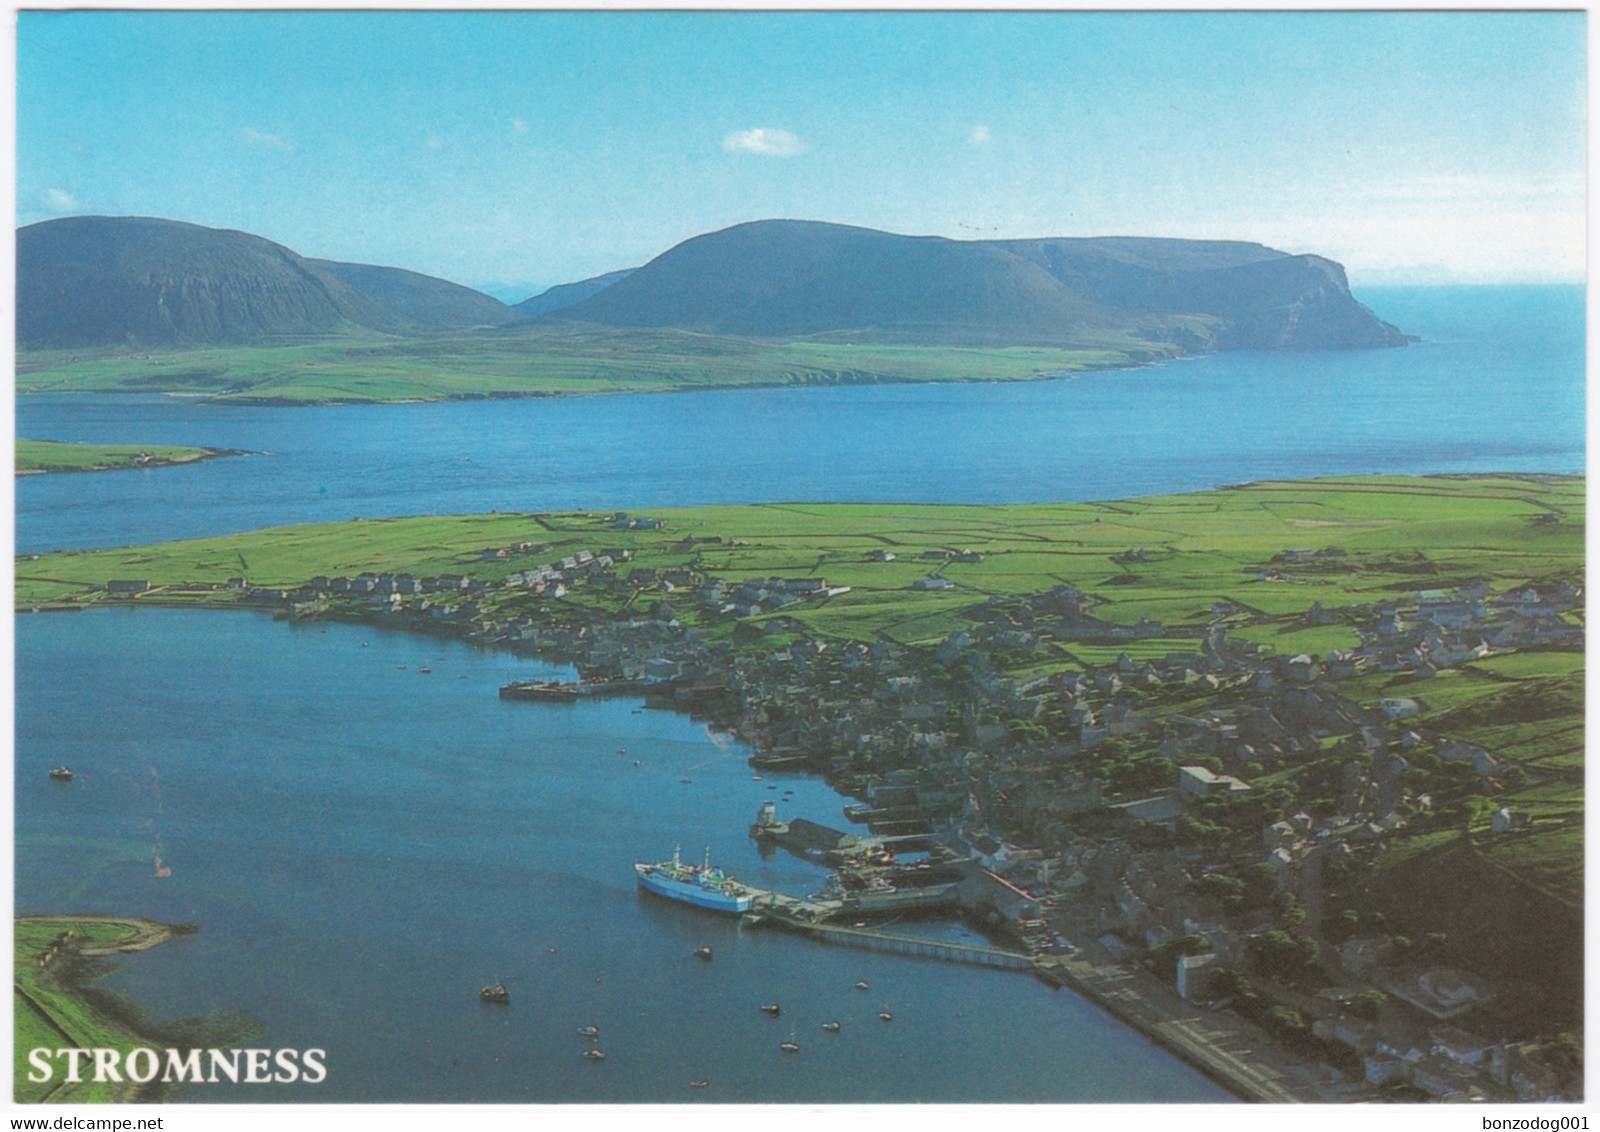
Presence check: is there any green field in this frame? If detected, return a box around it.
[16,439,220,475]
[16,325,1156,404]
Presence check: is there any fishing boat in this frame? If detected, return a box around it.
[582,1049,606,1061]
[47,767,72,781]
[478,984,509,1004]
[695,946,713,961]
[689,1079,710,1089]
[759,1003,780,1018]
[779,1041,800,1053]
[854,981,870,991]
[822,1021,841,1033]
[634,847,756,914]
[578,1025,600,1038]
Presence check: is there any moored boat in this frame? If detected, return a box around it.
[48,767,72,781]
[635,847,756,914]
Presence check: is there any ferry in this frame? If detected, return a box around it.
[634,847,756,914]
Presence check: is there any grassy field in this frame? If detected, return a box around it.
[15,324,1159,404]
[17,439,222,475]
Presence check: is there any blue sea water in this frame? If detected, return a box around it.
[16,286,1585,555]
[11,285,1585,1103]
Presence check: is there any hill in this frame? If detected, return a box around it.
[17,217,407,348]
[17,217,524,348]
[309,259,529,330]
[514,268,635,318]
[554,220,1406,351]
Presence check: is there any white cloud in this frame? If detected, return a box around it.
[722,128,806,158]
[510,118,528,135]
[44,188,77,213]
[970,125,992,144]
[240,127,294,152]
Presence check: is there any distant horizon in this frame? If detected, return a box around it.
[18,11,1584,297]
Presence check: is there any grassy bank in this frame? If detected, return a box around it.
[16,324,1158,404]
[17,439,233,476]
[13,917,195,1103]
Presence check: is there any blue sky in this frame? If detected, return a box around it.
[17,10,1586,299]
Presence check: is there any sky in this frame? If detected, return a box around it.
[15,10,1587,300]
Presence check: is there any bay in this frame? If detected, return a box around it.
[16,286,1585,555]
[14,608,1230,1103]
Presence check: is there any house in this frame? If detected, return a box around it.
[868,550,897,562]
[107,579,152,595]
[1490,808,1532,834]
[1176,952,1221,1000]
[1177,766,1252,799]
[911,577,954,591]
[1379,697,1420,721]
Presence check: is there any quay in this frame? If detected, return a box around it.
[742,904,1034,971]
[1034,952,1313,1103]
[498,678,644,702]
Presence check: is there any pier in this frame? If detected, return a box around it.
[498,678,643,702]
[744,905,1034,971]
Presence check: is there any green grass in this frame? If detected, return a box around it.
[16,439,219,474]
[16,325,1158,405]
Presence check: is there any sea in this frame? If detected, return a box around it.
[11,286,1584,1103]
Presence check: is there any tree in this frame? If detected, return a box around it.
[1350,989,1387,1021]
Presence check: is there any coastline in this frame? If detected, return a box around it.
[13,916,201,1104]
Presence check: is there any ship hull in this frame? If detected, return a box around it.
[634,864,754,914]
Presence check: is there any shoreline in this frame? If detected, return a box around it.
[14,915,201,1104]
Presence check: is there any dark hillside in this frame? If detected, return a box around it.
[555,219,1405,351]
[310,260,530,330]
[18,216,403,348]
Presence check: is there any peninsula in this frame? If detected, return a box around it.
[16,439,242,476]
[15,475,1583,1102]
[16,216,1403,405]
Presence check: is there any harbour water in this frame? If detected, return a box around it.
[15,608,1231,1102]
[12,285,1585,1102]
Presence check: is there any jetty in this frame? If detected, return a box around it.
[743,905,1033,971]
[499,678,643,702]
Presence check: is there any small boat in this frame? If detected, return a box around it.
[679,778,693,785]
[779,1041,800,1053]
[618,748,628,755]
[633,760,642,767]
[879,1012,893,1022]
[582,1049,606,1061]
[48,767,72,781]
[695,946,713,961]
[689,1079,710,1089]
[419,667,432,674]
[479,984,510,1004]
[854,981,869,991]
[397,664,406,670]
[577,1025,600,1038]
[822,1021,841,1033]
[759,1003,780,1018]
[751,775,763,781]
